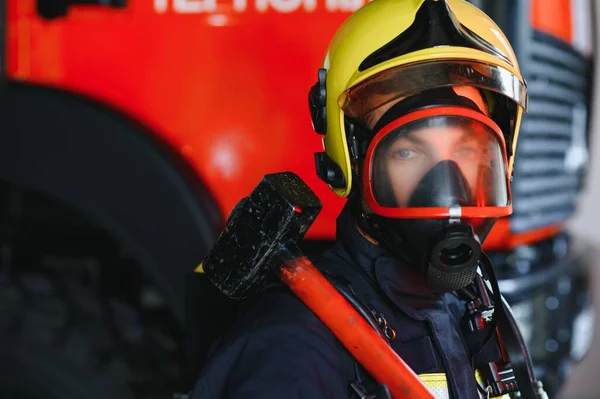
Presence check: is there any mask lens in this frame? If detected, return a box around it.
[370,114,508,210]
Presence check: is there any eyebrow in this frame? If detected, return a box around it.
[396,132,427,146]
[397,132,426,146]
[458,130,477,142]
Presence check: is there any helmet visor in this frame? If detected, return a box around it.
[340,60,528,120]
[363,107,511,219]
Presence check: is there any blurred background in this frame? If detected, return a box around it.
[0,0,597,398]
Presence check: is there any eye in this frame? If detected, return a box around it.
[393,148,418,159]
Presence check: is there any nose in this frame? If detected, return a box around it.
[408,160,474,207]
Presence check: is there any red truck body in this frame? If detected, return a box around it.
[6,0,593,249]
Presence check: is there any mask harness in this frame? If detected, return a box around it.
[338,232,548,399]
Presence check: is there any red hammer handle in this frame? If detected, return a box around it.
[280,256,435,399]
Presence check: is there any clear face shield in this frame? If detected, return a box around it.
[342,63,523,292]
[363,107,512,223]
[343,62,526,221]
[365,108,510,216]
[340,61,528,121]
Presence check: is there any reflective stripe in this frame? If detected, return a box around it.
[418,373,450,399]
[417,372,511,399]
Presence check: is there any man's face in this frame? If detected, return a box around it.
[377,123,491,207]
[362,87,510,210]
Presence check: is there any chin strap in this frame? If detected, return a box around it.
[470,252,548,399]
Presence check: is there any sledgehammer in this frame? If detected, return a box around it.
[201,172,434,399]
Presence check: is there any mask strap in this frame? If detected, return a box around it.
[477,252,548,399]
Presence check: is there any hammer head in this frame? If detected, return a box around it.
[202,172,322,299]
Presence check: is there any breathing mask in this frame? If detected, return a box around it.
[358,88,512,293]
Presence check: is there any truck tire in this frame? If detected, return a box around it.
[0,272,181,399]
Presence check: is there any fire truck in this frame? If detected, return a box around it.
[0,0,595,397]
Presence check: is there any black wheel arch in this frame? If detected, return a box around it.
[0,81,223,324]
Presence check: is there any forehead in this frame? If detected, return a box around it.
[387,121,481,143]
[363,86,489,130]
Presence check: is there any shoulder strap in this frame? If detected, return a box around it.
[318,263,396,398]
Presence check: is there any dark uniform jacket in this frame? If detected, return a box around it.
[191,205,489,399]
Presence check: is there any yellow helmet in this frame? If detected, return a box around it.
[309,0,528,198]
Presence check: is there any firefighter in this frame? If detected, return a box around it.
[191,0,528,397]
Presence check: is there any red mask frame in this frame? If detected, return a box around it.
[362,106,513,219]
